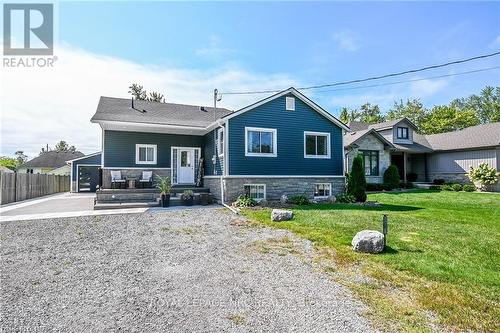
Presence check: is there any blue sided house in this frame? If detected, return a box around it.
[89,87,349,204]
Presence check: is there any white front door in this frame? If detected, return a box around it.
[178,149,195,184]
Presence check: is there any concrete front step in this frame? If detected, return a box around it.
[94,193,213,210]
[94,201,159,210]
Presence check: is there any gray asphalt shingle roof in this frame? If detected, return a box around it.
[347,119,500,152]
[20,151,84,169]
[91,97,233,128]
[425,122,500,151]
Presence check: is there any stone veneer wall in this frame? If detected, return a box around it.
[346,133,391,184]
[102,169,171,189]
[203,177,222,202]
[205,176,345,203]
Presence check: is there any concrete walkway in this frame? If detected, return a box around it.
[0,193,146,222]
[0,193,221,222]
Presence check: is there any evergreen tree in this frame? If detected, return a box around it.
[347,155,367,202]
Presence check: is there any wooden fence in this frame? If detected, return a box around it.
[0,172,70,205]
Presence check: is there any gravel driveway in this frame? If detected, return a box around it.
[1,207,375,332]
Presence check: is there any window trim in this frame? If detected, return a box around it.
[304,131,331,159]
[396,127,409,139]
[244,127,277,157]
[285,96,295,111]
[135,144,157,165]
[314,183,332,198]
[217,127,224,157]
[244,183,266,202]
[359,150,379,176]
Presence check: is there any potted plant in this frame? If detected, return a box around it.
[182,190,194,206]
[155,175,171,207]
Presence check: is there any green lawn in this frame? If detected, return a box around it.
[243,190,500,332]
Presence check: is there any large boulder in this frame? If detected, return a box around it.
[271,209,293,222]
[352,230,385,253]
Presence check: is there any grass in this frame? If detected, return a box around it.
[243,190,500,332]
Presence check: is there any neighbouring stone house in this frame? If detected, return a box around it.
[344,119,500,190]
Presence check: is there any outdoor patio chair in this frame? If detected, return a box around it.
[139,171,153,188]
[110,170,126,189]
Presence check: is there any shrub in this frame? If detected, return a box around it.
[429,185,442,191]
[347,155,367,202]
[433,179,446,185]
[451,183,463,192]
[233,194,256,208]
[336,193,356,203]
[384,165,400,190]
[288,195,310,205]
[462,184,476,192]
[468,163,499,190]
[406,172,418,182]
[442,184,453,191]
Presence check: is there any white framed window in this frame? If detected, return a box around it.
[217,127,224,156]
[314,183,331,198]
[244,184,266,201]
[285,96,295,111]
[245,127,277,157]
[304,131,331,158]
[135,144,157,164]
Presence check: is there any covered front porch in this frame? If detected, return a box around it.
[390,151,428,182]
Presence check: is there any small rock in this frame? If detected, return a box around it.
[328,195,336,203]
[271,209,293,222]
[352,230,385,253]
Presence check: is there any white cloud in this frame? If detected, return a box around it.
[195,35,237,59]
[489,35,500,49]
[409,78,448,97]
[332,30,361,52]
[0,44,297,158]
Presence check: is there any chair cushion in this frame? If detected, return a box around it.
[142,171,153,181]
[110,170,122,181]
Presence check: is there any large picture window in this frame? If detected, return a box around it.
[136,144,157,164]
[304,131,330,158]
[397,127,409,139]
[245,127,277,157]
[360,150,379,176]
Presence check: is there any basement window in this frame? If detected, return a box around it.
[314,183,332,198]
[244,184,266,201]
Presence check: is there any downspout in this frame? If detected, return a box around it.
[216,122,236,212]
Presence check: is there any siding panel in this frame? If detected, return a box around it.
[228,94,343,175]
[71,154,101,181]
[427,149,497,173]
[104,130,204,168]
[203,129,223,175]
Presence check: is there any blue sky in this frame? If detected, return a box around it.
[2,1,500,157]
[59,1,499,106]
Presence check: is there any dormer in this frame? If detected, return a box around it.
[392,119,417,144]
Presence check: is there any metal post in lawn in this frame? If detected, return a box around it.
[383,214,388,248]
